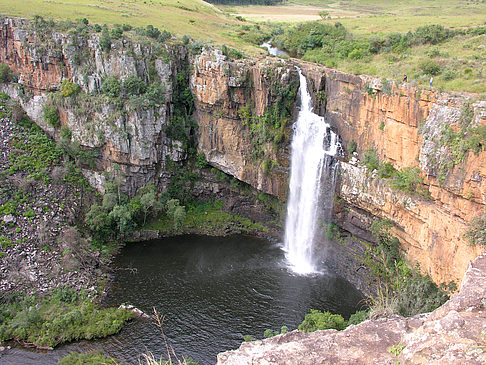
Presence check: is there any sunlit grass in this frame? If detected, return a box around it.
[337,34,486,94]
[0,0,238,43]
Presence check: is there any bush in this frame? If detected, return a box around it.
[362,149,380,171]
[101,76,121,98]
[123,75,147,96]
[465,214,486,246]
[347,140,357,154]
[298,309,347,332]
[419,59,441,75]
[348,310,368,325]
[222,45,243,59]
[59,351,119,365]
[60,126,72,141]
[145,25,161,39]
[43,104,60,128]
[195,153,208,169]
[0,63,16,83]
[60,80,81,97]
[99,25,111,51]
[0,288,135,348]
[158,30,172,42]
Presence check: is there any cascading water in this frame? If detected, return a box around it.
[284,70,340,275]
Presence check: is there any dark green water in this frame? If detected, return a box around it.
[1,235,363,365]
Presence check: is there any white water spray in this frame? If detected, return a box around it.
[284,70,340,275]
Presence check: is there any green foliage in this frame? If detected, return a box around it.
[222,45,243,59]
[145,24,161,39]
[464,214,486,246]
[0,63,17,83]
[391,167,429,197]
[419,59,441,75]
[60,125,72,142]
[0,288,134,348]
[99,25,111,51]
[110,26,123,40]
[347,139,357,155]
[7,117,63,182]
[347,310,369,325]
[43,104,60,128]
[298,309,347,333]
[367,219,452,317]
[362,149,381,171]
[58,351,119,365]
[166,199,186,230]
[361,149,429,198]
[101,76,121,98]
[195,152,208,169]
[263,326,288,338]
[123,75,147,96]
[60,80,81,97]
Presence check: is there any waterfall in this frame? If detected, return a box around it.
[284,70,340,275]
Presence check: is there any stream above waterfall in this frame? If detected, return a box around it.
[1,235,363,365]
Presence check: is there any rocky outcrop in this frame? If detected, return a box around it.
[217,253,486,364]
[192,50,298,200]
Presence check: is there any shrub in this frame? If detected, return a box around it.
[0,63,16,83]
[99,25,111,51]
[195,153,208,169]
[348,310,369,325]
[222,45,243,59]
[347,140,357,154]
[101,76,121,98]
[158,30,172,42]
[59,351,119,365]
[298,309,347,332]
[419,59,441,75]
[60,80,81,97]
[60,126,72,141]
[123,75,147,96]
[145,25,161,39]
[43,105,60,128]
[464,214,486,246]
[110,27,123,40]
[362,149,380,171]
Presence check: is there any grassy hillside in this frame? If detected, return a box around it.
[0,0,240,44]
[224,0,486,32]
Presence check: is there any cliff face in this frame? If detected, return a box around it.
[192,51,298,201]
[0,17,484,288]
[298,62,485,285]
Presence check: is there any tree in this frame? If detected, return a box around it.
[140,190,162,225]
[109,204,135,235]
[166,199,186,230]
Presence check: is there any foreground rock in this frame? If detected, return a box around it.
[217,253,486,364]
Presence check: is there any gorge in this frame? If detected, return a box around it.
[0,15,485,364]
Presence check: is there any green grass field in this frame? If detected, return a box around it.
[0,0,239,44]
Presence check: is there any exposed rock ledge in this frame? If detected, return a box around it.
[217,253,486,364]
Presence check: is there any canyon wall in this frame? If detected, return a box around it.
[0,17,484,288]
[298,61,485,285]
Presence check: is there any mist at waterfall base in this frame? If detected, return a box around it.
[284,70,340,275]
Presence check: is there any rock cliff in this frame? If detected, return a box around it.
[0,17,484,289]
[217,252,486,365]
[298,61,485,285]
